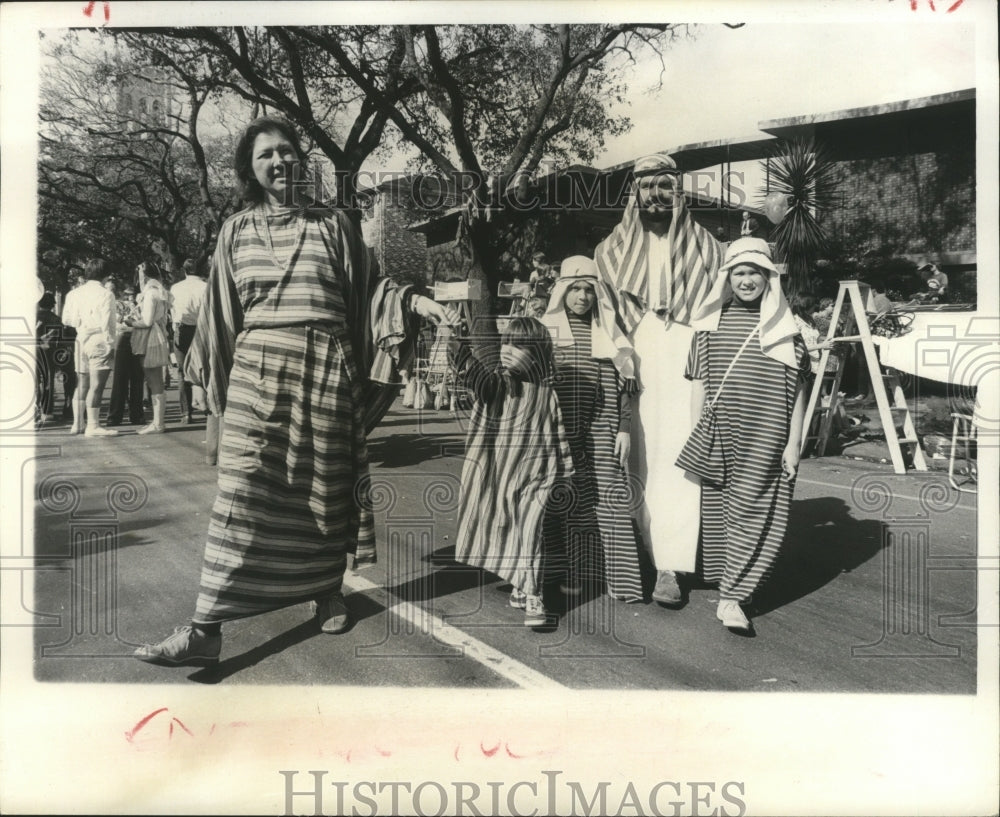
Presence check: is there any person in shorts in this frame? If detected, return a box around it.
[61,259,119,437]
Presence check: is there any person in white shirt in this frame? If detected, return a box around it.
[60,259,119,436]
[169,258,209,423]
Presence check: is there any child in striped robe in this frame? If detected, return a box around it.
[450,317,574,627]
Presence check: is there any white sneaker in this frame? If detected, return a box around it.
[84,426,119,437]
[523,595,549,628]
[137,423,164,435]
[716,600,750,631]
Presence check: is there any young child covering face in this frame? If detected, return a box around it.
[450,317,572,628]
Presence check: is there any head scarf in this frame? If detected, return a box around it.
[594,153,723,327]
[541,256,636,381]
[690,237,799,368]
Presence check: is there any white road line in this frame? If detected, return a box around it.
[796,476,977,511]
[344,570,567,690]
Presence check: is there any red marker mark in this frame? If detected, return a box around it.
[910,0,964,9]
[505,743,525,759]
[125,707,168,743]
[481,741,500,757]
[82,1,111,22]
[169,717,194,738]
[375,746,392,757]
[454,745,460,761]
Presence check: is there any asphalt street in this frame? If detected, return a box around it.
[28,385,979,692]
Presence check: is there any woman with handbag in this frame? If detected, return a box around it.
[676,238,810,633]
[126,260,171,435]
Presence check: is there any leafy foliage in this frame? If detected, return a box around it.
[37,31,245,289]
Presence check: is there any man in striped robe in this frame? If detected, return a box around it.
[594,154,725,604]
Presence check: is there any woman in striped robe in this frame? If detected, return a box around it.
[540,256,644,602]
[135,117,456,667]
[682,238,810,633]
[451,318,574,627]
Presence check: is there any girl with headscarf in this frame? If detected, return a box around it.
[680,237,810,632]
[540,256,644,603]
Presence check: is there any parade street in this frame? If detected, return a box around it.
[28,391,978,694]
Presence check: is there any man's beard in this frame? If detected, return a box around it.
[638,203,672,225]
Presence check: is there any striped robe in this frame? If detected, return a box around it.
[547,311,643,601]
[184,204,419,623]
[454,350,573,597]
[686,301,810,601]
[594,194,724,574]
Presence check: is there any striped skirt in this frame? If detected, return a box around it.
[194,324,368,623]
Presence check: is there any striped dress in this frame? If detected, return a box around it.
[548,311,644,602]
[454,350,573,598]
[685,300,809,603]
[187,204,417,623]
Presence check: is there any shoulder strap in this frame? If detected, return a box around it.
[708,323,760,409]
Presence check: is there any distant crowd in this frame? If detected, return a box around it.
[35,256,208,435]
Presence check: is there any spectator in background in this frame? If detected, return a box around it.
[61,259,119,437]
[869,281,893,314]
[35,292,63,424]
[107,285,146,427]
[53,269,85,419]
[169,257,209,424]
[790,294,837,378]
[918,262,948,299]
[525,296,548,319]
[812,297,835,338]
[529,252,555,298]
[126,260,172,435]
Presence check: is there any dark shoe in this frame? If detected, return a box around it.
[107,418,122,427]
[134,625,221,667]
[652,570,683,605]
[314,593,349,633]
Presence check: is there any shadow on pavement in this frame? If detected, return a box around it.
[366,433,465,468]
[750,496,887,617]
[186,593,388,684]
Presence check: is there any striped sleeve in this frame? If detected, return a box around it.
[184,214,244,416]
[684,331,707,380]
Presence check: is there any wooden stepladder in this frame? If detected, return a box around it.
[801,280,927,475]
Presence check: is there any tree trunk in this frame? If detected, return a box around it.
[462,217,503,352]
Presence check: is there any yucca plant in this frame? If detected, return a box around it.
[760,138,840,298]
